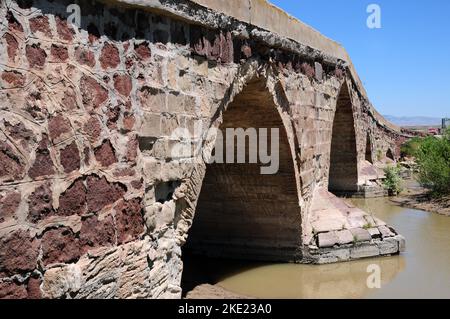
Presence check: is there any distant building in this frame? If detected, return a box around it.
[443,118,450,130]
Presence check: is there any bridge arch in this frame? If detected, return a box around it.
[181,67,302,262]
[386,148,395,161]
[328,81,359,193]
[365,132,373,163]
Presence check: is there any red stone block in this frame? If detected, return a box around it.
[0,281,27,299]
[116,198,144,244]
[80,75,108,109]
[29,15,51,37]
[0,230,39,276]
[28,182,54,223]
[113,74,132,97]
[51,44,68,62]
[3,33,18,61]
[100,43,120,69]
[28,137,55,179]
[58,178,87,216]
[1,71,25,87]
[55,16,74,42]
[60,142,80,173]
[94,140,117,167]
[80,214,116,253]
[135,42,151,60]
[48,114,71,142]
[0,191,21,223]
[25,44,47,69]
[86,175,126,213]
[0,141,25,181]
[75,47,96,67]
[41,227,80,265]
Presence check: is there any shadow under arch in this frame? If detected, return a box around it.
[182,69,303,263]
[386,148,395,161]
[328,81,359,194]
[365,132,373,163]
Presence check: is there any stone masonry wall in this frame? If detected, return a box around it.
[0,0,407,298]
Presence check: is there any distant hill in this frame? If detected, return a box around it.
[383,115,442,127]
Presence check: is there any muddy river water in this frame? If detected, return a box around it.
[182,197,450,298]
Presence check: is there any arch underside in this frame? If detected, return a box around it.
[184,79,302,262]
[328,84,359,194]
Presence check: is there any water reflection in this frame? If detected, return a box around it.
[182,197,450,299]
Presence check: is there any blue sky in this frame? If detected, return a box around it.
[270,0,450,118]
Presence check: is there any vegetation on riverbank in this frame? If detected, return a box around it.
[383,165,403,195]
[401,128,450,196]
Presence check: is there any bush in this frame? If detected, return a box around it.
[401,136,424,158]
[415,129,450,195]
[383,165,403,195]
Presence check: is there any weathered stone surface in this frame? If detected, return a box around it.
[25,44,47,68]
[350,228,372,242]
[41,227,80,265]
[335,229,354,245]
[100,43,120,69]
[80,75,108,109]
[55,16,74,41]
[51,44,69,62]
[75,47,96,67]
[84,116,102,142]
[94,140,117,167]
[379,225,395,238]
[58,179,86,216]
[2,70,25,87]
[115,198,144,244]
[114,74,132,97]
[0,281,28,299]
[80,214,116,253]
[28,182,54,222]
[48,114,71,142]
[0,191,21,222]
[0,230,39,276]
[28,137,55,179]
[377,237,399,255]
[0,141,25,181]
[86,175,126,213]
[368,227,381,238]
[60,142,81,173]
[317,232,338,248]
[350,244,380,259]
[27,276,42,299]
[29,15,51,36]
[41,264,81,298]
[3,33,19,61]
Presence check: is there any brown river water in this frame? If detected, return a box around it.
[182,197,450,298]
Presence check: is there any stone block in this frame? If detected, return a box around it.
[350,228,372,242]
[378,225,395,238]
[317,232,338,248]
[378,237,399,255]
[140,113,161,137]
[350,244,379,259]
[335,229,353,245]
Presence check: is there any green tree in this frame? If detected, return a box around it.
[415,128,450,195]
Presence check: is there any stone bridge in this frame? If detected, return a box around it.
[0,0,407,298]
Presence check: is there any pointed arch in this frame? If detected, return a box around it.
[328,82,359,193]
[183,75,302,262]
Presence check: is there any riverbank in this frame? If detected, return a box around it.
[390,179,450,216]
[185,284,251,299]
